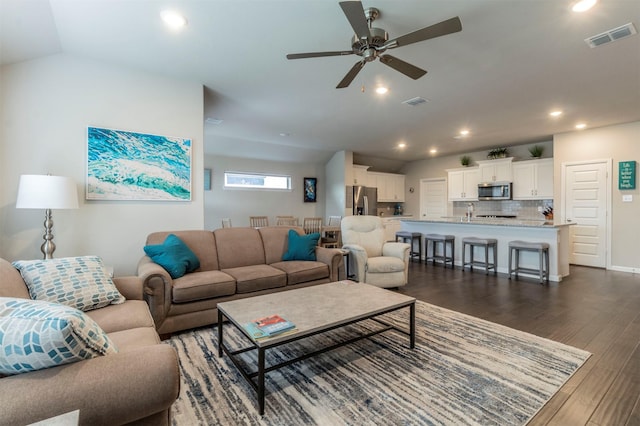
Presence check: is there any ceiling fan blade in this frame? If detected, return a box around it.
[386,16,462,48]
[287,51,354,60]
[336,61,365,89]
[379,55,427,80]
[339,1,370,41]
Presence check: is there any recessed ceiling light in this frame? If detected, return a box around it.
[161,10,188,31]
[429,149,437,154]
[459,129,470,136]
[397,142,406,148]
[376,87,389,95]
[572,0,597,12]
[575,123,587,129]
[549,110,563,117]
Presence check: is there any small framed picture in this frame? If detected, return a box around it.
[304,177,317,203]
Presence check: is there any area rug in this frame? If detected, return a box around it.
[166,301,590,426]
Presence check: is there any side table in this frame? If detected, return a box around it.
[338,249,354,281]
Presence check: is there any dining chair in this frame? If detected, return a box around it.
[221,218,232,228]
[249,216,269,227]
[303,217,338,248]
[276,216,298,226]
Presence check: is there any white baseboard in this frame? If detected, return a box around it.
[608,265,640,275]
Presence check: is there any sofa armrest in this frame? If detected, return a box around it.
[342,244,368,283]
[0,344,180,426]
[113,275,144,300]
[137,256,174,331]
[314,247,343,282]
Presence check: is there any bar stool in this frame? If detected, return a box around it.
[508,240,550,284]
[396,231,422,262]
[462,237,498,275]
[424,234,455,269]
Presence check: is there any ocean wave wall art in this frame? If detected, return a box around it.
[87,126,191,201]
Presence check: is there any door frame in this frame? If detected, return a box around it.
[419,177,448,219]
[560,158,612,269]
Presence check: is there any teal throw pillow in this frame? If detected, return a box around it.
[0,297,118,376]
[12,256,125,312]
[144,234,200,279]
[282,229,320,261]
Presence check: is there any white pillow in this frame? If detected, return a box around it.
[0,297,118,376]
[12,256,125,312]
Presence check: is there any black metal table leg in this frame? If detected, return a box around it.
[258,348,266,415]
[409,302,416,349]
[218,310,223,357]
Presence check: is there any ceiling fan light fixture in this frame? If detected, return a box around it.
[161,10,188,31]
[572,0,597,13]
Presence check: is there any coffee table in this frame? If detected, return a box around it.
[217,280,416,415]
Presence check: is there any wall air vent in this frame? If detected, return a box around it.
[205,117,223,125]
[402,97,429,106]
[585,23,637,48]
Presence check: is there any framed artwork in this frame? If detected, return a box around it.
[304,177,317,203]
[204,168,212,191]
[86,126,192,201]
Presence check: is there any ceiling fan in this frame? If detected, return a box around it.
[286,1,462,89]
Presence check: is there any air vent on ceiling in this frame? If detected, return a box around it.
[402,97,429,106]
[585,23,637,48]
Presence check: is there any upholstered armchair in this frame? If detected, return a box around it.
[341,216,410,288]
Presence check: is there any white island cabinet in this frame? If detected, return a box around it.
[400,218,573,282]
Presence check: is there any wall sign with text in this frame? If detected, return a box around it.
[618,161,636,190]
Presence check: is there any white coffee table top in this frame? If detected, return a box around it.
[217,280,415,347]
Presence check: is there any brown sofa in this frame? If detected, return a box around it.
[138,226,343,335]
[0,258,180,426]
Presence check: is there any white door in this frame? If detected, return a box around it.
[562,161,609,267]
[420,178,448,219]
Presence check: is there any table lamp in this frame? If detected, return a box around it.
[16,174,79,259]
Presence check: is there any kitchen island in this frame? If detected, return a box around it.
[401,218,573,282]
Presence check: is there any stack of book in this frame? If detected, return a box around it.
[244,314,296,339]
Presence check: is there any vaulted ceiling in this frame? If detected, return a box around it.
[2,0,639,168]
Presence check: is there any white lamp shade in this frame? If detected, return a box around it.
[16,175,79,209]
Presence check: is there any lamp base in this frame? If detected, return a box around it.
[41,208,56,259]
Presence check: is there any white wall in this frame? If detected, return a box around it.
[203,155,326,229]
[554,121,640,271]
[0,54,204,275]
[325,150,347,219]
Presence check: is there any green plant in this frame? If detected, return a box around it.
[528,145,544,158]
[487,147,509,159]
[460,155,472,166]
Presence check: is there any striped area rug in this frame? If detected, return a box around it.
[166,301,590,425]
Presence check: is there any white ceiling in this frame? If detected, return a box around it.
[2,0,639,171]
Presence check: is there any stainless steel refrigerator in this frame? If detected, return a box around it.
[346,185,378,215]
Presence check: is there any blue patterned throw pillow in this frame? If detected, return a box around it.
[144,234,201,279]
[0,297,118,375]
[282,229,320,261]
[12,256,125,312]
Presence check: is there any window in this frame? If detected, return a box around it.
[224,172,291,190]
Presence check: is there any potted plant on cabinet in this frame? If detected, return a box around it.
[528,145,544,158]
[487,147,508,159]
[460,155,472,167]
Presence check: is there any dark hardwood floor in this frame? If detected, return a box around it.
[396,261,640,426]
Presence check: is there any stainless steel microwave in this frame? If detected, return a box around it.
[477,182,512,200]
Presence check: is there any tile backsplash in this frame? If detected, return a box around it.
[452,199,553,219]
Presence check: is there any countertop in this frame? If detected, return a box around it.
[401,217,574,228]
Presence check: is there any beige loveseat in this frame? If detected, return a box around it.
[138,226,343,335]
[0,258,180,426]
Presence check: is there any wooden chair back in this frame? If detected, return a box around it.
[221,218,232,228]
[249,216,269,227]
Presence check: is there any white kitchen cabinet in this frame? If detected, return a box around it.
[477,158,513,183]
[353,165,370,185]
[447,167,480,201]
[512,158,554,200]
[369,172,405,202]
